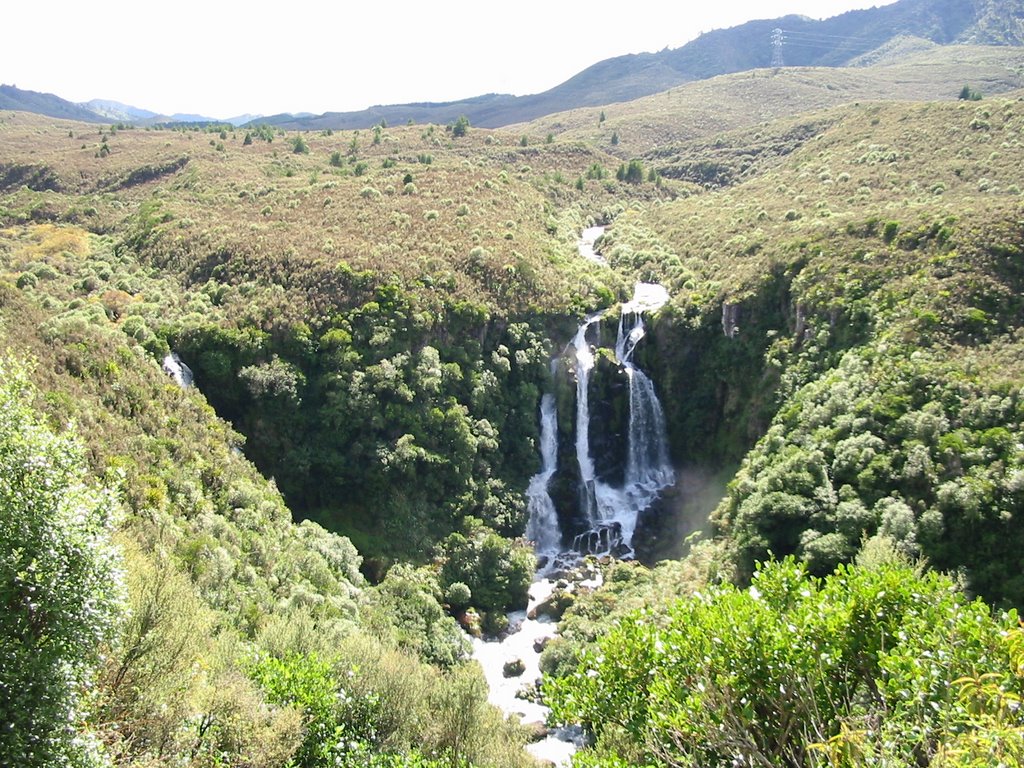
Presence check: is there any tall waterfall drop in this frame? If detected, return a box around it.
[524,393,562,554]
[487,233,675,768]
[572,313,604,525]
[523,273,675,558]
[572,282,674,554]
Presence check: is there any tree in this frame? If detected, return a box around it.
[290,135,310,154]
[616,159,644,183]
[0,359,123,767]
[960,84,983,101]
[451,115,470,138]
[611,131,619,146]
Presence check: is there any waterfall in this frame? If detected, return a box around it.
[571,314,604,524]
[617,285,674,496]
[486,242,674,768]
[162,352,193,388]
[525,393,562,553]
[572,282,674,555]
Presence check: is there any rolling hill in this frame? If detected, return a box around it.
[258,0,1024,130]
[0,84,106,123]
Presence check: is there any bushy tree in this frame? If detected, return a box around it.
[439,520,533,621]
[615,160,644,184]
[547,553,1024,767]
[451,115,470,138]
[0,359,123,767]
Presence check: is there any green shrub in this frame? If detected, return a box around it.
[250,652,377,768]
[451,115,470,138]
[0,358,124,767]
[547,556,1024,766]
[439,521,532,617]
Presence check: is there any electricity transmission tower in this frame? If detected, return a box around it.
[771,28,785,67]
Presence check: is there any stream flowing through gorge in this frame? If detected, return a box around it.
[471,228,674,766]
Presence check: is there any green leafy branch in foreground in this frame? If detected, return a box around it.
[0,357,124,768]
[545,548,1024,767]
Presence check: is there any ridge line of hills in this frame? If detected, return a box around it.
[2,0,1022,130]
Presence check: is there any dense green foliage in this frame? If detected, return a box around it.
[438,520,534,632]
[546,552,1024,766]
[718,345,1024,603]
[0,359,123,767]
[249,639,531,768]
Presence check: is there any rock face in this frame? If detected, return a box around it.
[502,658,526,678]
[588,351,629,487]
[573,521,630,559]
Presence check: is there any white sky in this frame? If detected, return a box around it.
[4,1,896,119]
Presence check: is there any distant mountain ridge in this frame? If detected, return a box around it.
[81,99,159,122]
[1,87,262,127]
[0,84,106,123]
[3,0,1022,130]
[255,0,1024,130]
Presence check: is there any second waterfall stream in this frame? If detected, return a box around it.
[472,228,675,766]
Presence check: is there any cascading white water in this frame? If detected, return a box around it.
[572,314,604,523]
[577,226,607,265]
[525,393,562,554]
[573,282,675,553]
[162,352,193,388]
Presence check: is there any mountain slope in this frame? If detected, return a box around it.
[524,44,1024,156]
[0,84,105,123]
[81,98,159,122]
[260,0,1024,130]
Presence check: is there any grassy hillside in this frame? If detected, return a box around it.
[525,45,1024,156]
[0,112,642,317]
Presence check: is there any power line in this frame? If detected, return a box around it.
[769,27,896,64]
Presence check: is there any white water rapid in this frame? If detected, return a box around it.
[162,352,193,388]
[472,576,587,766]
[577,225,607,265]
